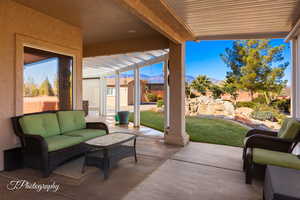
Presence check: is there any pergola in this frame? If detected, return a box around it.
[82,49,169,128]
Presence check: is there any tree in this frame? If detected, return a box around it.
[210,84,224,99]
[221,39,288,103]
[222,77,238,103]
[185,82,192,98]
[39,78,55,96]
[24,77,39,97]
[190,75,212,95]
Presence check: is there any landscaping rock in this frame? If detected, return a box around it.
[235,107,254,118]
[186,96,235,117]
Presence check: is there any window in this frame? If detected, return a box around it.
[107,87,115,96]
[23,47,73,113]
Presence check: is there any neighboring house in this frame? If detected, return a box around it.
[146,83,164,99]
[105,76,166,106]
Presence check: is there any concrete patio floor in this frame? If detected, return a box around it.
[0,123,262,200]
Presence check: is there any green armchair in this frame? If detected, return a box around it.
[243,118,300,184]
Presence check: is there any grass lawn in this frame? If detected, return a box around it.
[129,111,249,147]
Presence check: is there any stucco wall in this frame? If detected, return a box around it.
[0,0,83,170]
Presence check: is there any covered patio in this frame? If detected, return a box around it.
[0,136,262,200]
[1,0,300,200]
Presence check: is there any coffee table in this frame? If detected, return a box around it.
[81,133,137,179]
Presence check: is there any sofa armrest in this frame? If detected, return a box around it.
[86,122,109,134]
[23,134,48,154]
[246,129,278,137]
[245,135,292,153]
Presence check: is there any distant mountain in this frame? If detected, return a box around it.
[186,75,195,83]
[209,78,223,84]
[108,73,195,84]
[107,74,226,85]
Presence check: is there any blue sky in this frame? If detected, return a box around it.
[25,39,291,85]
[24,57,58,85]
[140,39,291,84]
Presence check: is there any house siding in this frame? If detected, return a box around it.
[0,0,82,170]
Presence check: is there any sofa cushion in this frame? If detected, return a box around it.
[253,148,300,170]
[279,119,300,139]
[63,129,106,141]
[44,135,82,152]
[19,113,60,137]
[57,111,86,133]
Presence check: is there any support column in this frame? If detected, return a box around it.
[115,71,120,114]
[99,76,107,116]
[99,77,103,116]
[134,67,141,127]
[163,59,170,132]
[103,77,107,116]
[291,38,300,118]
[164,41,189,146]
[291,37,300,154]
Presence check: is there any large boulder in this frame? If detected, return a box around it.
[235,107,254,118]
[186,96,235,117]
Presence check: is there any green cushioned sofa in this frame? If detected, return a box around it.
[12,110,109,177]
[243,118,300,184]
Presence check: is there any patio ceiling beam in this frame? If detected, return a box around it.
[85,66,114,72]
[285,17,300,42]
[84,36,169,57]
[119,53,168,73]
[87,64,121,71]
[84,61,121,70]
[195,32,288,41]
[84,64,120,71]
[115,0,195,44]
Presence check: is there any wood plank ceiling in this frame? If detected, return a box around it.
[164,0,300,40]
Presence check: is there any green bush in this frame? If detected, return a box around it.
[251,110,277,122]
[156,99,164,108]
[236,101,257,109]
[146,93,158,102]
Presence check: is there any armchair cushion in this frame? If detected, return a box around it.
[278,118,291,137]
[57,111,86,133]
[63,129,106,141]
[279,119,300,139]
[253,148,300,170]
[19,113,60,138]
[44,135,82,152]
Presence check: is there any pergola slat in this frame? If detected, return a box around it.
[83,49,169,78]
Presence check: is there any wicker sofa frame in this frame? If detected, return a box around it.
[11,110,109,177]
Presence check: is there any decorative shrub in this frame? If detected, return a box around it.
[250,110,277,122]
[236,101,257,109]
[146,93,158,102]
[156,99,164,108]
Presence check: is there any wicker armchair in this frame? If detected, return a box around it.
[243,118,300,184]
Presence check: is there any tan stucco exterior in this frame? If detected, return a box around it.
[0,0,83,170]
